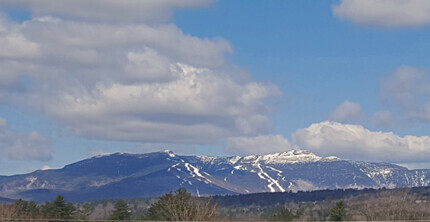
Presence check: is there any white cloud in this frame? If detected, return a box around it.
[333,0,430,28]
[329,100,363,122]
[18,18,232,69]
[0,0,214,23]
[292,121,430,164]
[0,16,39,59]
[0,118,51,161]
[0,5,278,145]
[381,66,430,122]
[227,135,293,155]
[19,62,276,143]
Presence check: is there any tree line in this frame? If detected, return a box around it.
[1,186,429,221]
[0,195,93,220]
[0,188,217,221]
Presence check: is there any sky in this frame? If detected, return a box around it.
[0,0,430,175]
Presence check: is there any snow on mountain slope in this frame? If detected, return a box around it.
[259,150,323,164]
[0,150,428,202]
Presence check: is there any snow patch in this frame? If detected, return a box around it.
[26,176,37,189]
[196,155,216,163]
[228,156,241,164]
[256,161,285,192]
[289,179,320,192]
[242,155,257,162]
[163,150,175,158]
[323,156,341,161]
[184,163,212,183]
[93,152,114,158]
[260,150,322,164]
[234,165,246,170]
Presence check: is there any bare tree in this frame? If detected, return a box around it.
[145,188,217,221]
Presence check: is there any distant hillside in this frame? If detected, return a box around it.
[212,186,430,221]
[83,186,430,220]
[212,186,430,207]
[0,150,428,202]
[0,196,15,203]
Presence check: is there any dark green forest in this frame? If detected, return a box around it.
[1,186,429,221]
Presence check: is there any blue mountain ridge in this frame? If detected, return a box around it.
[0,150,428,202]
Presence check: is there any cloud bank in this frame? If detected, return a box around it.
[333,0,430,28]
[292,121,430,164]
[224,120,430,166]
[0,0,214,23]
[0,2,278,145]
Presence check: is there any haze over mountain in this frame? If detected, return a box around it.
[0,150,428,202]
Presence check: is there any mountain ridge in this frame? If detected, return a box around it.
[0,150,428,202]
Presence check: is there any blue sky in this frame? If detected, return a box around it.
[175,0,430,134]
[0,0,429,175]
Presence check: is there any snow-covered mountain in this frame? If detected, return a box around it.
[0,150,428,202]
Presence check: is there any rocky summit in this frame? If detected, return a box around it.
[0,150,428,202]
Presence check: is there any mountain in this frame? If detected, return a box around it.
[0,196,15,203]
[0,150,428,202]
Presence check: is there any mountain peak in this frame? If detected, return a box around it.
[161,149,176,158]
[90,150,176,159]
[259,150,323,164]
[92,152,124,158]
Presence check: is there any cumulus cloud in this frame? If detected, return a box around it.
[0,3,278,145]
[0,118,51,161]
[292,121,430,163]
[328,100,363,122]
[19,61,276,143]
[333,0,430,28]
[0,0,214,23]
[227,135,293,155]
[381,66,430,122]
